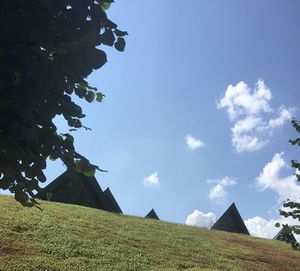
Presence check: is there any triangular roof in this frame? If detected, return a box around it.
[104,187,122,214]
[273,227,297,244]
[35,170,111,211]
[145,209,159,220]
[211,202,249,235]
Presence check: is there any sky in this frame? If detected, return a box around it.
[43,0,300,240]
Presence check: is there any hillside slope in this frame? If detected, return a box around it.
[0,195,299,271]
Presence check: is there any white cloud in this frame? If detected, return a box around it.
[209,184,226,200]
[186,210,216,228]
[256,152,300,202]
[267,106,293,129]
[143,172,160,188]
[217,80,294,152]
[244,216,279,239]
[245,153,300,241]
[185,134,204,150]
[217,80,272,120]
[208,177,237,201]
[245,216,300,241]
[231,116,269,152]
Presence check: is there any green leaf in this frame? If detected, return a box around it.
[114,37,126,52]
[85,91,95,103]
[68,118,82,128]
[101,2,111,11]
[64,134,74,143]
[90,49,107,69]
[114,29,128,37]
[49,154,58,161]
[101,29,115,46]
[74,85,87,98]
[87,85,98,91]
[83,168,96,177]
[75,160,83,172]
[96,92,104,102]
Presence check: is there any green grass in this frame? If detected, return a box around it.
[0,195,299,271]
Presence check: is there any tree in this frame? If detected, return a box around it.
[277,119,300,250]
[0,0,127,206]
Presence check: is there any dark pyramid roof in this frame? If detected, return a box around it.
[211,202,250,235]
[35,170,111,211]
[145,209,159,220]
[273,227,297,244]
[104,187,122,214]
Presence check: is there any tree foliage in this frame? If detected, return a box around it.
[0,0,127,206]
[277,119,300,250]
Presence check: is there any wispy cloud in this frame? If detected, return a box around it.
[186,210,216,228]
[208,177,237,201]
[256,152,300,202]
[217,80,294,152]
[143,172,160,188]
[185,134,204,150]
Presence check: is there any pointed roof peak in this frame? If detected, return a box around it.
[274,227,297,243]
[211,202,249,235]
[229,202,236,208]
[145,209,159,220]
[35,170,119,213]
[103,187,122,214]
[104,187,111,193]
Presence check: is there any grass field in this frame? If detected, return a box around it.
[0,195,299,271]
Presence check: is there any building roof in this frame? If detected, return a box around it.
[145,209,159,220]
[211,202,250,235]
[104,187,122,214]
[35,170,119,212]
[273,227,297,244]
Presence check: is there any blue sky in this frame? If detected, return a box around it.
[44,1,300,239]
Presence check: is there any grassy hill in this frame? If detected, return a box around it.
[0,195,299,271]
